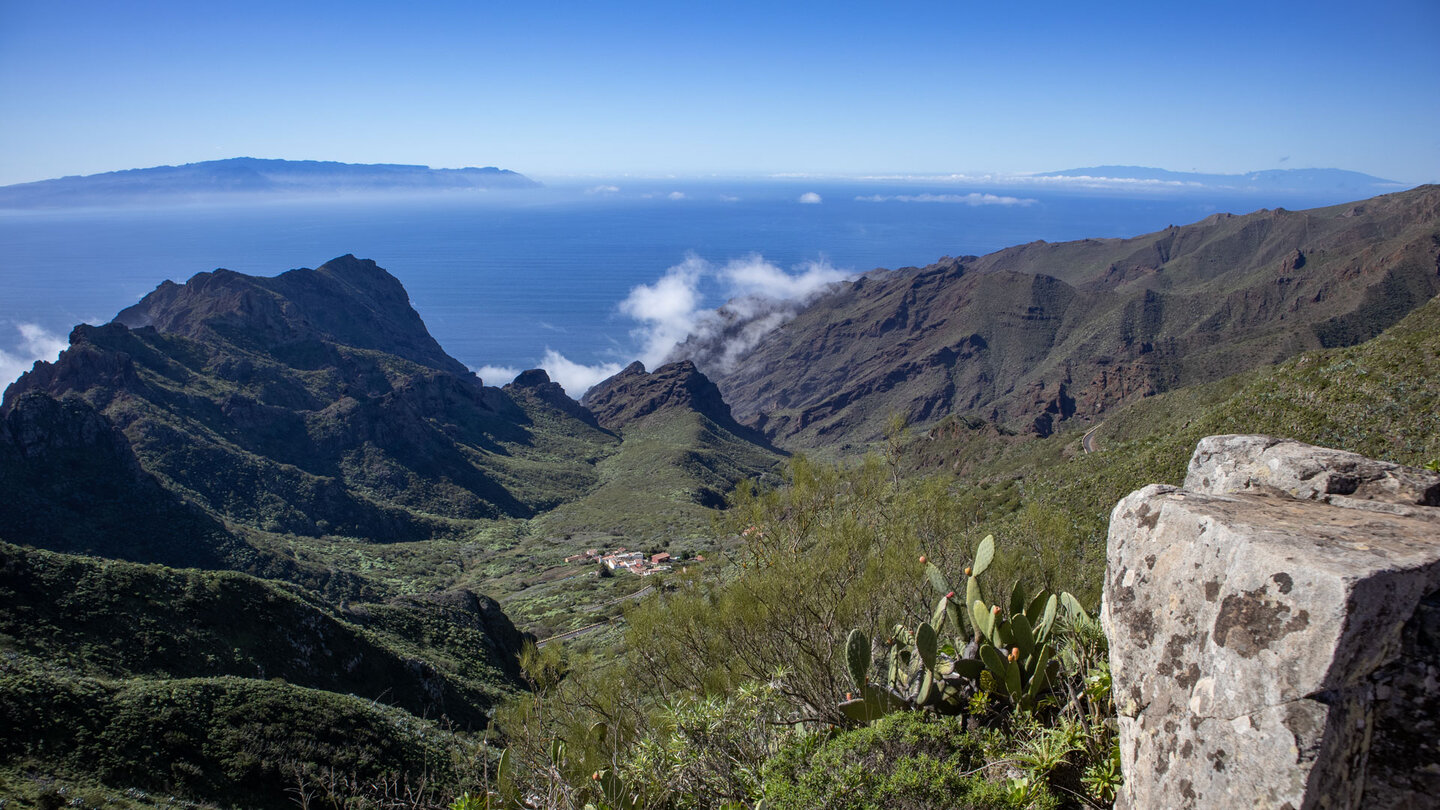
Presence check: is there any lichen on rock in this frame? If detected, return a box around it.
[1103,435,1440,808]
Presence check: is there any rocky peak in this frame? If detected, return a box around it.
[503,368,601,427]
[114,255,466,375]
[580,360,740,434]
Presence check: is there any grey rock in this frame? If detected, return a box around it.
[1185,434,1440,508]
[1104,437,1440,809]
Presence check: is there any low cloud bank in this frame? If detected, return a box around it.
[854,172,1208,191]
[538,350,624,397]
[536,254,852,397]
[856,192,1036,206]
[475,364,521,386]
[0,323,68,388]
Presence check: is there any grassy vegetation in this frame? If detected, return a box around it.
[0,540,533,808]
[487,458,1121,809]
[881,292,1440,607]
[0,656,487,809]
[762,714,1035,810]
[533,409,783,544]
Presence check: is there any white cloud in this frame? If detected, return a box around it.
[0,322,68,389]
[668,191,686,200]
[539,350,624,398]
[855,192,1037,206]
[798,191,823,204]
[586,184,621,194]
[474,364,521,385]
[508,254,855,400]
[610,253,856,378]
[720,255,850,301]
[619,254,708,369]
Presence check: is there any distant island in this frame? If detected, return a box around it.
[1032,165,1404,195]
[0,157,540,208]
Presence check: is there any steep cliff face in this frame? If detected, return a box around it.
[683,186,1440,449]
[2,256,613,541]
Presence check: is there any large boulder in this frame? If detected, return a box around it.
[1103,435,1440,809]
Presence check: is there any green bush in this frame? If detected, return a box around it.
[763,712,1042,810]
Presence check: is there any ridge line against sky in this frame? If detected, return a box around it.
[2,0,1438,187]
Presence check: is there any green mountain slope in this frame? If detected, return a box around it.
[0,258,787,805]
[552,360,785,539]
[0,540,529,806]
[0,542,528,725]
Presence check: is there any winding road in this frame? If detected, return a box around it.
[1082,423,1101,453]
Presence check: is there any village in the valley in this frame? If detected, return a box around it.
[562,547,704,576]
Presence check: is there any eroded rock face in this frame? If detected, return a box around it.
[1104,435,1440,809]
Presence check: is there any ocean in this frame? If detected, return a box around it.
[0,179,1360,394]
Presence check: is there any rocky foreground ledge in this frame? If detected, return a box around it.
[1103,435,1440,809]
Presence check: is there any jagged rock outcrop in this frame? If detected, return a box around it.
[503,368,602,428]
[113,254,470,376]
[1104,435,1440,808]
[581,359,761,442]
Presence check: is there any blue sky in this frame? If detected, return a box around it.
[2,0,1438,186]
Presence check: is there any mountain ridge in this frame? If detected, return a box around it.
[676,185,1440,450]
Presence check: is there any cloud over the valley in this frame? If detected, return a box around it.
[0,322,68,388]
[474,364,521,385]
[535,253,853,397]
[539,349,625,397]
